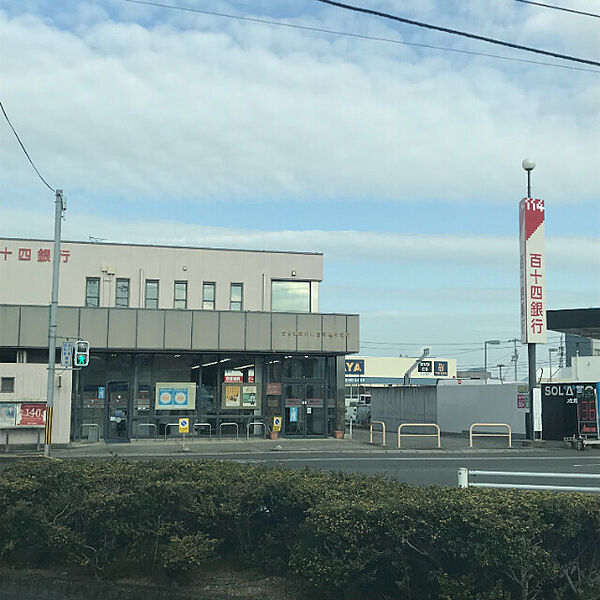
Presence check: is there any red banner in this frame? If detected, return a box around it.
[18,403,46,426]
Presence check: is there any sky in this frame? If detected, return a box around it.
[1,0,599,378]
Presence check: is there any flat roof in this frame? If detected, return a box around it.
[547,308,600,340]
[0,237,322,257]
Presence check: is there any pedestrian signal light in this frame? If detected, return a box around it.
[74,340,90,367]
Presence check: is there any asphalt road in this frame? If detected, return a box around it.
[4,442,600,490]
[208,450,600,488]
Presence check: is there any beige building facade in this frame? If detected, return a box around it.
[0,238,322,312]
[0,238,358,445]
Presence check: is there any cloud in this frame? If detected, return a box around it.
[1,206,598,276]
[1,4,599,207]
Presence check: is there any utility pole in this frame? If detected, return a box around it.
[509,338,519,381]
[497,364,506,383]
[45,189,66,457]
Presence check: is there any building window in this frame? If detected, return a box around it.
[271,280,310,312]
[145,280,159,309]
[115,278,130,307]
[0,377,15,393]
[85,278,100,307]
[174,281,188,309]
[203,282,215,310]
[230,283,243,311]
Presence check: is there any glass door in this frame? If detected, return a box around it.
[305,383,325,436]
[283,383,303,436]
[106,382,130,442]
[283,382,326,437]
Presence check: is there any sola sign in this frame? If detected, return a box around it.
[519,198,546,343]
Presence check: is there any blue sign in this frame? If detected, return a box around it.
[61,341,73,368]
[289,407,298,422]
[434,361,449,377]
[98,386,105,399]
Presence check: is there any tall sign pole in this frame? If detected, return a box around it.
[45,189,66,457]
[519,160,546,439]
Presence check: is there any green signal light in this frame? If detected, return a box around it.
[78,354,86,365]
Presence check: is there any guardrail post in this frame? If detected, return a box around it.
[458,467,469,488]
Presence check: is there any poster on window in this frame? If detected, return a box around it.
[0,404,17,427]
[242,385,258,408]
[223,384,241,408]
[155,383,196,410]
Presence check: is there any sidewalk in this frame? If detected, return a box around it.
[47,427,569,459]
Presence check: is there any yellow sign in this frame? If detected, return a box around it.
[178,418,189,434]
[273,416,282,432]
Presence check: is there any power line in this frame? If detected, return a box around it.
[0,99,55,193]
[513,0,600,19]
[315,0,600,67]
[121,0,599,73]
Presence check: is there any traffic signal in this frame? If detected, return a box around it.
[74,340,90,367]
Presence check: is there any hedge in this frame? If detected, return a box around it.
[0,459,599,599]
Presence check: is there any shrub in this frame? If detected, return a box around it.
[0,459,599,599]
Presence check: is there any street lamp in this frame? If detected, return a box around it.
[522,158,535,196]
[548,347,559,381]
[497,364,506,383]
[484,339,500,383]
[522,158,536,439]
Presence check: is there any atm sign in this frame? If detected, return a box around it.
[345,360,365,375]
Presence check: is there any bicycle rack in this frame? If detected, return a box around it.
[469,423,512,448]
[164,423,182,440]
[193,422,212,439]
[135,422,157,441]
[369,421,386,446]
[397,423,441,449]
[219,422,239,440]
[246,421,266,440]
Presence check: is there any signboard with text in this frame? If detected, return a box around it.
[541,382,596,440]
[576,385,599,438]
[519,197,546,343]
[154,383,196,410]
[18,403,46,426]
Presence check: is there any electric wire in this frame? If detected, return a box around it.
[513,0,600,19]
[0,99,55,193]
[121,0,600,73]
[315,0,600,67]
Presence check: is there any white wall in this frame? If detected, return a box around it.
[0,363,71,445]
[437,382,526,436]
[547,357,600,383]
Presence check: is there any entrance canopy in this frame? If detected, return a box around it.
[547,308,600,340]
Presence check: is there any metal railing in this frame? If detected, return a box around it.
[193,422,212,439]
[398,423,441,449]
[164,423,182,440]
[246,421,266,440]
[458,468,600,493]
[369,421,386,446]
[135,423,157,440]
[219,422,239,440]
[469,423,512,448]
[3,427,43,451]
[80,423,100,441]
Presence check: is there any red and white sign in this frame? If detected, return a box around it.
[519,197,546,343]
[18,403,46,426]
[224,370,243,383]
[0,246,70,263]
